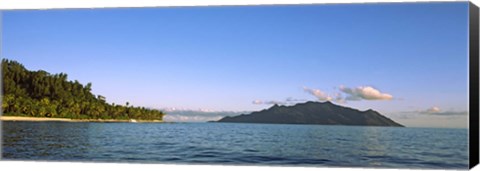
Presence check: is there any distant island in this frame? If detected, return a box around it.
[1,59,164,121]
[217,101,404,127]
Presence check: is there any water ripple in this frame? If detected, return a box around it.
[2,121,469,169]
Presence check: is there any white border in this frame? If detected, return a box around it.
[0,0,478,171]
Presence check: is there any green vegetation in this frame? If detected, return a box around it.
[2,59,164,121]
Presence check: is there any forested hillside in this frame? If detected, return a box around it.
[1,59,164,120]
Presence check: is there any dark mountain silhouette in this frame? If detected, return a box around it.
[217,101,403,127]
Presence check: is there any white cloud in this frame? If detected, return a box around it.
[392,107,468,120]
[425,106,441,113]
[255,85,393,107]
[252,97,309,105]
[286,97,308,102]
[162,109,246,122]
[303,87,332,101]
[339,85,393,101]
[264,100,286,105]
[303,85,392,103]
[332,93,346,104]
[420,106,467,116]
[252,100,287,105]
[252,100,263,105]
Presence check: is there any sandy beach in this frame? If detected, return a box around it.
[0,116,163,123]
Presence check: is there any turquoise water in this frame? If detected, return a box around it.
[2,121,468,169]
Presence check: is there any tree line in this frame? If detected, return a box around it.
[2,59,164,120]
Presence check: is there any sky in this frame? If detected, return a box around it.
[2,2,470,127]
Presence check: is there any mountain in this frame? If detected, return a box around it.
[217,101,403,127]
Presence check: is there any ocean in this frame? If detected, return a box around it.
[1,121,469,169]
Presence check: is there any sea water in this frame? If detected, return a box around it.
[1,121,468,169]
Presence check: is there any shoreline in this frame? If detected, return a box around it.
[0,116,163,123]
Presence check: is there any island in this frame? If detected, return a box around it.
[1,59,165,122]
[217,101,404,127]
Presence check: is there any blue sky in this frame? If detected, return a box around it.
[2,2,470,127]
